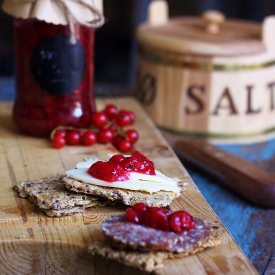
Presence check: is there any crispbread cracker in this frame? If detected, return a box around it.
[63,177,185,207]
[14,176,108,217]
[88,223,222,272]
[14,182,28,198]
[44,206,84,217]
[89,241,167,272]
[35,199,103,217]
[14,175,101,210]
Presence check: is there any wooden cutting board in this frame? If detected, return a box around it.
[0,98,257,274]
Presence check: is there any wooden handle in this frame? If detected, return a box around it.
[203,10,225,34]
[175,139,275,208]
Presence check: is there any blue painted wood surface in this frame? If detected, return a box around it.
[0,77,274,274]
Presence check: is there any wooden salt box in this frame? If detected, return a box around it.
[136,1,275,142]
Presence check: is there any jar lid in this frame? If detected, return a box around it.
[2,0,104,28]
[137,10,265,56]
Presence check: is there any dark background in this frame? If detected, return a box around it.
[1,0,275,88]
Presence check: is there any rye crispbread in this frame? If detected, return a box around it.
[14,175,101,210]
[62,177,185,207]
[14,175,107,216]
[88,223,222,273]
[43,206,84,217]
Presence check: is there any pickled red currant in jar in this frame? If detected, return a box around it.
[3,0,104,136]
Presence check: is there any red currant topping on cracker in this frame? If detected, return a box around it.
[133,202,148,213]
[88,161,129,182]
[87,151,155,182]
[120,151,155,175]
[125,208,139,224]
[109,154,125,164]
[168,213,183,234]
[126,204,195,234]
[146,207,168,230]
[174,210,195,231]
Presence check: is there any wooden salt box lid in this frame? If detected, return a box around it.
[137,10,265,57]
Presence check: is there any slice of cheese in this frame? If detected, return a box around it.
[66,158,180,194]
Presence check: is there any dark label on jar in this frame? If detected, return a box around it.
[31,35,86,96]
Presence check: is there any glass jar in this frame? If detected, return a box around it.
[13,19,95,136]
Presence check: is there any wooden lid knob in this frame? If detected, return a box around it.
[203,10,225,34]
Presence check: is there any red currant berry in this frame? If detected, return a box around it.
[163,208,173,216]
[81,130,96,146]
[106,123,118,135]
[66,131,81,145]
[88,161,129,182]
[174,211,195,231]
[118,139,132,152]
[128,111,136,124]
[168,213,182,234]
[52,136,65,149]
[139,210,151,227]
[104,104,118,120]
[125,129,139,144]
[116,111,132,127]
[147,207,168,230]
[97,129,113,144]
[54,129,66,139]
[112,135,124,148]
[149,206,161,212]
[133,203,148,213]
[109,154,125,164]
[125,208,139,224]
[92,112,108,128]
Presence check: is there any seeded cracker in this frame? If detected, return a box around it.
[14,175,106,216]
[43,206,84,217]
[63,176,186,207]
[88,215,222,273]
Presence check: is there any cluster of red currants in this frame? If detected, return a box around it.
[51,104,139,152]
[125,203,195,234]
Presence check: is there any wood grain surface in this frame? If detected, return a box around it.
[0,98,258,274]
